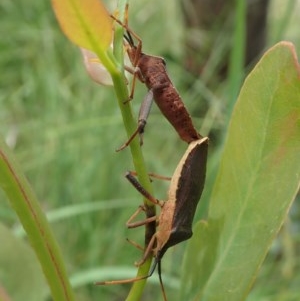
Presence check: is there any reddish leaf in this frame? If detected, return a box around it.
[80,48,113,85]
[52,0,113,52]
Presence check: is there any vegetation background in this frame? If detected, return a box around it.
[0,0,299,300]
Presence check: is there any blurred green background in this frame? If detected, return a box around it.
[0,0,299,300]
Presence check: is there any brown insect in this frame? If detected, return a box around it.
[96,137,209,300]
[111,9,202,151]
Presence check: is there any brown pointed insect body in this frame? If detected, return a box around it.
[128,39,201,143]
[112,12,202,150]
[97,137,209,300]
[144,137,208,260]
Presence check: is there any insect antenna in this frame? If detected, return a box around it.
[124,30,135,48]
[158,259,168,301]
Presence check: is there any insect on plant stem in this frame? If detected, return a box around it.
[96,137,209,301]
[111,7,203,151]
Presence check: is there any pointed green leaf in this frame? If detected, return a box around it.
[182,42,300,301]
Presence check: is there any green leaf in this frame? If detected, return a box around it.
[181,41,300,301]
[0,139,76,301]
[0,223,48,301]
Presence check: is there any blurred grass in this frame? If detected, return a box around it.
[0,0,299,300]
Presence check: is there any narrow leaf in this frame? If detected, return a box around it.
[0,139,76,301]
[52,0,113,52]
[182,42,300,301]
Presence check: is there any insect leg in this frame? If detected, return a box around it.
[126,206,157,228]
[125,172,163,207]
[133,82,169,147]
[129,170,171,181]
[135,233,157,267]
[95,273,150,285]
[115,88,154,151]
[122,4,143,66]
[126,238,144,251]
[95,234,158,286]
[110,4,143,65]
[136,89,154,145]
[124,65,144,102]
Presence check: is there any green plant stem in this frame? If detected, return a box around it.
[227,0,246,117]
[272,0,296,42]
[0,139,76,301]
[112,0,154,225]
[106,1,156,300]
